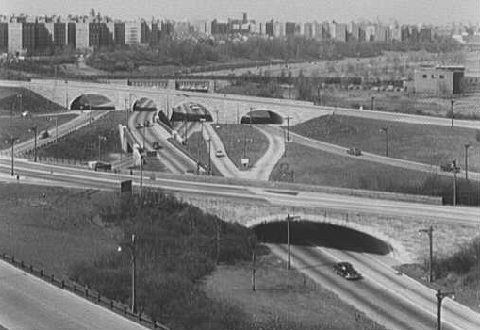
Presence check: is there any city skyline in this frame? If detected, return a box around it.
[2,0,479,25]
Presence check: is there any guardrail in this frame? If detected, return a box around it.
[0,252,170,330]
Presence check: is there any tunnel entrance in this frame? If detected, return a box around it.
[70,94,115,110]
[240,110,283,124]
[133,97,157,111]
[253,221,392,255]
[171,102,213,122]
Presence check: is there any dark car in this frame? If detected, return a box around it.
[440,163,461,173]
[347,147,362,156]
[333,262,362,280]
[152,142,163,150]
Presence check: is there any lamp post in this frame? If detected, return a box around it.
[29,126,38,162]
[140,155,144,198]
[249,107,253,127]
[65,80,69,110]
[118,234,137,314]
[286,214,301,270]
[464,143,471,180]
[381,126,389,157]
[5,136,19,176]
[207,138,211,175]
[452,159,458,206]
[436,289,455,330]
[98,135,106,161]
[419,226,434,283]
[450,99,454,128]
[371,95,374,110]
[285,116,292,143]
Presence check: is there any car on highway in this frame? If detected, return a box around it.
[152,142,163,150]
[215,150,225,158]
[144,120,150,127]
[440,163,461,173]
[333,262,362,280]
[347,147,362,156]
[136,123,143,128]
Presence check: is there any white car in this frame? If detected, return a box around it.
[215,150,225,158]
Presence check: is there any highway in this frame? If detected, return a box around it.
[261,125,480,181]
[270,244,480,330]
[0,259,147,330]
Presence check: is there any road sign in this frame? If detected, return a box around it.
[241,158,249,167]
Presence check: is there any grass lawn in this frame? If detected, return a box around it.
[212,124,269,170]
[0,183,118,277]
[205,250,387,330]
[185,131,222,176]
[0,114,77,146]
[37,111,124,162]
[0,87,65,115]
[292,114,480,172]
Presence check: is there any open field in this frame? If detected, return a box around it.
[205,250,387,330]
[36,111,124,162]
[0,114,77,147]
[0,183,117,276]
[213,124,269,170]
[269,142,479,205]
[292,114,480,172]
[0,86,65,115]
[185,131,222,175]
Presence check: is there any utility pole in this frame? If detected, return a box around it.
[286,214,300,270]
[29,126,38,162]
[117,234,137,313]
[371,95,374,110]
[381,126,389,157]
[207,138,211,175]
[436,289,455,330]
[140,155,144,198]
[215,109,219,125]
[98,135,106,160]
[5,137,19,176]
[452,159,457,206]
[249,107,253,126]
[285,116,292,142]
[65,80,69,110]
[419,226,434,283]
[251,244,256,291]
[464,143,471,180]
[450,99,454,127]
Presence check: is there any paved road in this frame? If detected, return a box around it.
[270,244,480,330]
[0,260,147,330]
[248,125,285,180]
[261,125,480,181]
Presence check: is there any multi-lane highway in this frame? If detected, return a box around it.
[270,244,480,330]
[0,259,147,330]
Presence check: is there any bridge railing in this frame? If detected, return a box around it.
[0,252,170,330]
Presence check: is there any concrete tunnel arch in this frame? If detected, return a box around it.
[171,101,213,122]
[70,94,116,110]
[240,109,284,124]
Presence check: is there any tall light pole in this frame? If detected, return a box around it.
[371,95,374,110]
[140,155,144,198]
[381,126,389,157]
[118,234,137,314]
[450,99,454,128]
[452,159,458,206]
[286,214,300,270]
[464,143,471,180]
[5,137,19,176]
[436,289,455,330]
[419,226,434,283]
[207,138,211,175]
[65,80,69,110]
[249,107,253,127]
[29,126,38,162]
[284,116,292,143]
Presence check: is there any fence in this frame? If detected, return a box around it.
[0,252,170,330]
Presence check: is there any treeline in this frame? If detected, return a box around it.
[86,36,462,72]
[68,190,257,330]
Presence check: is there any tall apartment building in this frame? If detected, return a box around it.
[365,25,375,42]
[285,22,296,36]
[304,22,314,39]
[89,22,112,48]
[265,20,274,37]
[273,21,284,38]
[374,25,389,42]
[0,23,8,52]
[22,22,36,53]
[8,22,23,54]
[75,22,89,49]
[114,22,125,45]
[125,21,141,44]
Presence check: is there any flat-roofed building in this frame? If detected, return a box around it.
[125,21,141,44]
[414,65,465,94]
[75,22,89,49]
[53,22,67,46]
[0,22,8,52]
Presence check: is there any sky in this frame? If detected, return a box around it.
[1,0,479,24]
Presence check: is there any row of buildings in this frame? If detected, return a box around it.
[0,12,476,55]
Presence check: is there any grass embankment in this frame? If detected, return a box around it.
[0,114,77,146]
[292,114,480,172]
[212,124,269,170]
[184,131,222,176]
[398,237,480,313]
[36,111,124,162]
[270,142,480,205]
[0,183,117,276]
[0,87,65,115]
[206,252,387,330]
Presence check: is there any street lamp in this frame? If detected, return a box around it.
[419,226,434,283]
[450,99,454,128]
[286,214,301,270]
[464,143,471,180]
[5,136,19,176]
[380,126,389,157]
[118,234,137,314]
[371,95,375,110]
[284,116,293,143]
[207,138,211,175]
[436,289,455,330]
[452,159,458,206]
[98,135,107,161]
[29,126,38,162]
[140,155,144,198]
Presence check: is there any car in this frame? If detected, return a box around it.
[144,120,150,127]
[152,142,163,150]
[440,163,461,173]
[333,262,362,280]
[347,147,362,156]
[215,150,225,158]
[135,123,143,128]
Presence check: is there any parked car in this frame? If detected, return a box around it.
[333,262,362,280]
[135,123,143,128]
[440,163,461,173]
[144,120,150,127]
[215,150,225,158]
[152,142,162,150]
[347,147,362,156]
